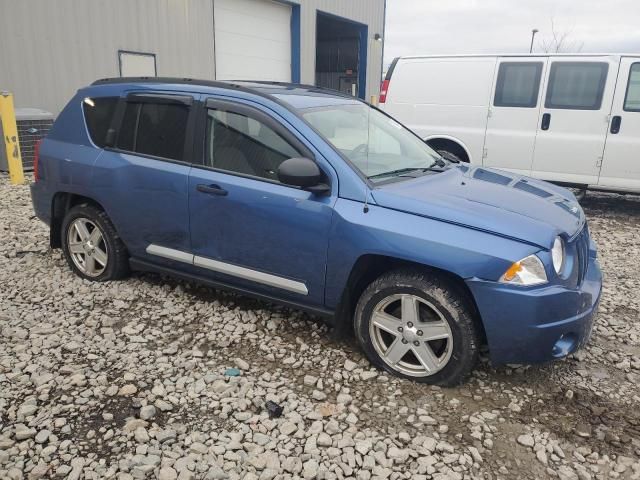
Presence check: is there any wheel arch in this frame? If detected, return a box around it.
[50,192,108,248]
[334,254,486,343]
[424,135,472,163]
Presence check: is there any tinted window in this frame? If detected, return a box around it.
[83,97,118,147]
[117,102,189,161]
[494,62,543,108]
[624,63,640,112]
[545,62,609,110]
[205,109,301,181]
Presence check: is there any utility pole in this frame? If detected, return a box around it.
[530,29,539,53]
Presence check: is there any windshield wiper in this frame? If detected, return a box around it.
[368,167,427,179]
[369,164,449,180]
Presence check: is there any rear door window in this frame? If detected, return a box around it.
[624,62,640,112]
[545,62,609,110]
[117,99,190,161]
[494,62,543,108]
[83,97,118,147]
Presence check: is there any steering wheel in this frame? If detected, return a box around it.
[352,143,368,156]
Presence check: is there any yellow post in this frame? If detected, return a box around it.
[0,91,25,185]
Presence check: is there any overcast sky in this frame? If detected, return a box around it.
[383,0,640,67]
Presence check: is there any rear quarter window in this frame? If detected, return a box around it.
[82,97,118,147]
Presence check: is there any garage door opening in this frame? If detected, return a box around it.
[315,12,367,99]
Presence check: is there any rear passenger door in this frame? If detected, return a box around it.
[598,57,640,191]
[530,57,617,185]
[90,92,196,261]
[483,58,546,175]
[187,98,336,308]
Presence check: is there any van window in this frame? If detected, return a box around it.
[494,62,543,108]
[205,109,301,182]
[83,97,118,147]
[117,102,189,161]
[545,62,609,110]
[624,63,640,112]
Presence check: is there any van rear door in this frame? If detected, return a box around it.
[483,57,547,176]
[598,57,640,191]
[530,56,618,185]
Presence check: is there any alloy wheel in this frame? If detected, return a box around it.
[67,218,108,277]
[369,293,453,377]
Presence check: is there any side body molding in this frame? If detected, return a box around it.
[146,244,309,296]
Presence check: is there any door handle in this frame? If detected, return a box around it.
[610,115,622,134]
[196,184,228,196]
[541,113,551,131]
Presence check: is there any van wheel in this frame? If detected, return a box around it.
[354,269,480,386]
[61,204,129,281]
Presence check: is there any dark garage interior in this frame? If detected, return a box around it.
[315,12,366,98]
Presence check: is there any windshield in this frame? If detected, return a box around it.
[301,103,442,181]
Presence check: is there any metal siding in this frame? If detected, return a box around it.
[0,0,216,115]
[0,0,384,115]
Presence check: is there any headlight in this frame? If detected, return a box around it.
[551,236,565,275]
[499,255,548,286]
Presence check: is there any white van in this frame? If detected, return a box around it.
[380,54,640,194]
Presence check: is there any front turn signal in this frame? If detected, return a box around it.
[499,255,548,286]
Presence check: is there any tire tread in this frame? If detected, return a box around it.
[354,268,480,386]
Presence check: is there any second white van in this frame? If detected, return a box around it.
[380,54,640,194]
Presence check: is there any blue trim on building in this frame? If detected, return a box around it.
[358,25,368,100]
[290,4,301,83]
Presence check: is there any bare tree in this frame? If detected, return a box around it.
[538,18,584,53]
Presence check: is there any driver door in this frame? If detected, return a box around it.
[188,98,336,308]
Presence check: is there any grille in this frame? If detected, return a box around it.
[0,108,54,172]
[573,225,590,286]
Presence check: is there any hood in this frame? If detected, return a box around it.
[371,165,584,249]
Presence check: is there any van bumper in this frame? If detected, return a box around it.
[466,256,602,365]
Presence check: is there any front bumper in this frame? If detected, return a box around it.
[466,256,602,365]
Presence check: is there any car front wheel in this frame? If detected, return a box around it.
[354,269,480,386]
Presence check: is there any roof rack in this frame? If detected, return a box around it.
[90,77,357,100]
[91,76,239,88]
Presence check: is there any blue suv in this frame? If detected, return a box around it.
[30,78,602,385]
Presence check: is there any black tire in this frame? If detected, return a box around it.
[354,269,480,386]
[61,204,129,281]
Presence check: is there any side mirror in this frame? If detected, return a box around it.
[277,157,330,195]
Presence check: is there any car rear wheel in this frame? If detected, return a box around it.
[61,204,129,281]
[354,269,480,386]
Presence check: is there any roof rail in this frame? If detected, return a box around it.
[90,77,358,100]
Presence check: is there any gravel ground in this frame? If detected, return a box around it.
[1,174,639,480]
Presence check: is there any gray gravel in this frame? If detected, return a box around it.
[1,174,639,480]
